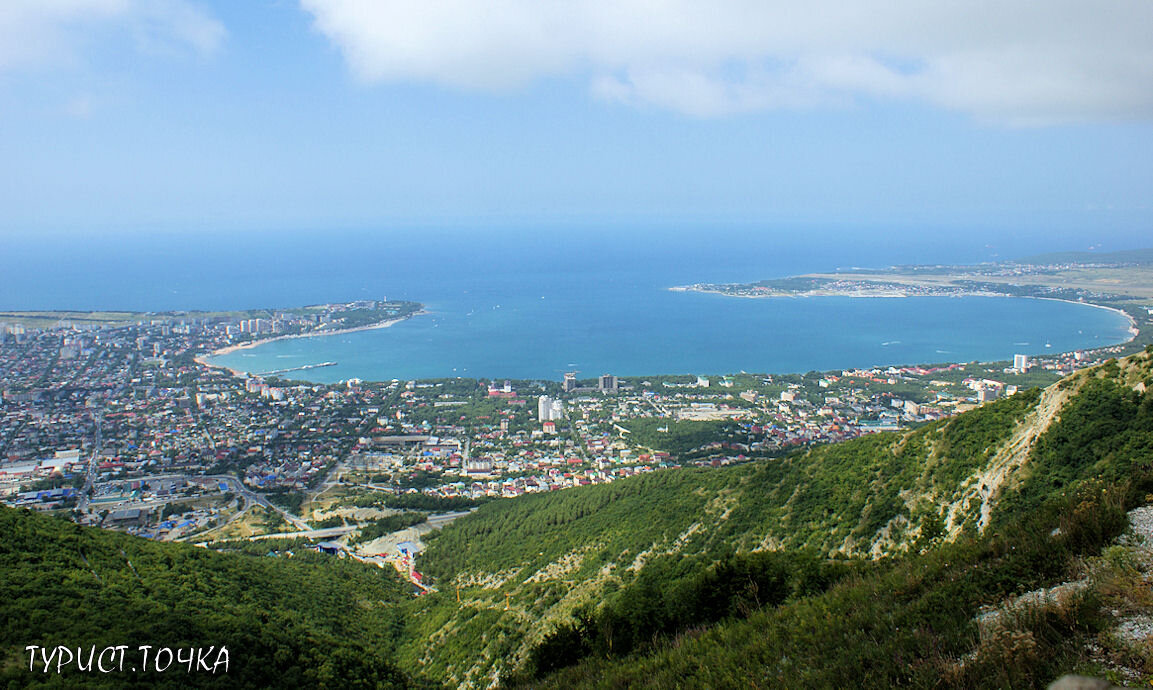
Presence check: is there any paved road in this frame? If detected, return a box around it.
[86,472,311,532]
[246,510,473,542]
[203,474,311,531]
[426,510,474,528]
[248,525,359,541]
[77,418,103,513]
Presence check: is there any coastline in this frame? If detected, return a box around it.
[672,285,1141,354]
[672,285,1008,300]
[194,311,426,377]
[190,289,1143,384]
[1031,297,1139,344]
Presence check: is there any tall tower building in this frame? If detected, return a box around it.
[598,374,618,393]
[563,372,577,393]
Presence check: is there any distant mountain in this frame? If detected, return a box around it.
[1015,247,1153,265]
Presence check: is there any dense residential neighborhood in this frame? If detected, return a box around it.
[0,300,1140,573]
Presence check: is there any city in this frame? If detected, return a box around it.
[2,298,1141,585]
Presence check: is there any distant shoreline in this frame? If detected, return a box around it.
[672,285,1141,354]
[1031,297,1139,344]
[195,311,427,377]
[670,285,1006,299]
[194,287,1141,384]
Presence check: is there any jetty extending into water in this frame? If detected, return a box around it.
[258,361,337,376]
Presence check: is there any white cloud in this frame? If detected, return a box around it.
[131,0,227,58]
[300,0,1153,123]
[0,0,224,70]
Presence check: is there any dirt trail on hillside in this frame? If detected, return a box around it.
[945,383,1074,538]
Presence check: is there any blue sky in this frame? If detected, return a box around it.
[1,0,1151,249]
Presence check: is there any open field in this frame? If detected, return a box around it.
[810,265,1153,301]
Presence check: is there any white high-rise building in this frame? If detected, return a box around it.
[539,395,564,422]
[1013,354,1030,373]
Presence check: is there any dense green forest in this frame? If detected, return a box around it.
[617,418,744,455]
[516,351,1153,685]
[397,349,1153,686]
[0,507,428,688]
[525,475,1150,688]
[350,490,487,513]
[4,348,1152,688]
[417,384,1042,586]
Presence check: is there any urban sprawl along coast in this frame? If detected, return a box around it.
[2,277,1150,588]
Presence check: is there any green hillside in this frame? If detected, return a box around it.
[527,475,1150,688]
[4,348,1151,688]
[399,348,1153,686]
[0,507,429,688]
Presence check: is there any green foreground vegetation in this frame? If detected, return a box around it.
[0,507,425,688]
[3,347,1153,687]
[400,347,1153,686]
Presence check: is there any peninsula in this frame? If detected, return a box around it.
[673,248,1153,304]
[4,283,1153,688]
[674,249,1153,349]
[195,300,425,373]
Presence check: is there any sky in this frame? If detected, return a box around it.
[1,0,1151,248]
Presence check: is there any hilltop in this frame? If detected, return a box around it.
[399,346,1153,687]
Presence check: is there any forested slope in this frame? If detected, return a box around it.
[4,348,1150,689]
[531,351,1153,687]
[0,506,428,688]
[402,348,1153,687]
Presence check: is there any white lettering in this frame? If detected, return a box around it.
[154,647,173,672]
[40,646,58,673]
[25,645,38,672]
[97,647,118,673]
[196,646,215,672]
[76,646,95,672]
[114,646,128,672]
[212,646,229,674]
[177,647,194,672]
[56,647,74,673]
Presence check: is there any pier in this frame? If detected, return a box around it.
[257,361,337,376]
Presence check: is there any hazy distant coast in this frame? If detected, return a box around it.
[672,257,1151,358]
[185,254,1150,384]
[672,254,1153,304]
[670,284,1005,299]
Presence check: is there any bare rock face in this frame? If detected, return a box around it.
[1048,675,1134,690]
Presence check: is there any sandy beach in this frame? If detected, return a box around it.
[672,285,1142,353]
[193,311,426,377]
[1033,297,1140,344]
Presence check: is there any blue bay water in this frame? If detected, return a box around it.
[209,294,1129,382]
[1,227,1133,381]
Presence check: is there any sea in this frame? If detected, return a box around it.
[2,227,1134,382]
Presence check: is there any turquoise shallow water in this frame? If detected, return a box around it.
[209,294,1132,382]
[0,228,1133,382]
